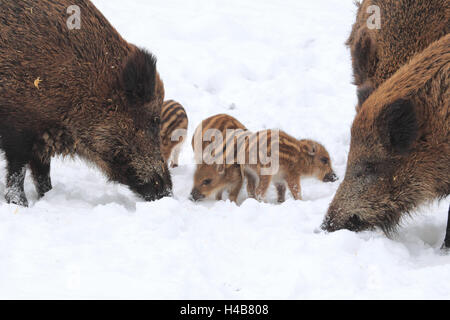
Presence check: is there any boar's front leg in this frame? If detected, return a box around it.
[29,155,52,198]
[5,158,28,207]
[442,206,450,250]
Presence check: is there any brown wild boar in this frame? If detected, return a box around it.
[0,0,172,206]
[190,114,247,203]
[160,100,188,168]
[322,35,449,247]
[347,0,449,110]
[229,130,337,203]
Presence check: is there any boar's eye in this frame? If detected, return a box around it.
[321,157,329,165]
[152,116,160,125]
[365,163,377,175]
[202,179,212,186]
[114,151,130,165]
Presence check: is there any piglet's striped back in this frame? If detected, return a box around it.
[160,100,188,167]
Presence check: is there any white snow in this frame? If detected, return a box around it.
[1,0,449,299]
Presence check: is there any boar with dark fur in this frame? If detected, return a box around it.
[0,0,172,206]
[322,35,449,247]
[347,0,449,110]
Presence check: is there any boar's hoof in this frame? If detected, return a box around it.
[440,243,450,253]
[36,177,53,198]
[5,188,29,207]
[441,236,450,253]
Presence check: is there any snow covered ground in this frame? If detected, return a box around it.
[1,0,449,299]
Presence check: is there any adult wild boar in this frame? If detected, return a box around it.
[322,35,449,247]
[0,0,172,206]
[347,0,449,110]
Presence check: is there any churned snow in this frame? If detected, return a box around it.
[0,0,449,299]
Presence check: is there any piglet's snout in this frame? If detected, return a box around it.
[323,172,338,183]
[190,188,205,202]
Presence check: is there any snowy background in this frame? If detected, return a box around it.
[1,0,449,299]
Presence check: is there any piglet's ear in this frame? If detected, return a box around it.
[302,143,316,157]
[377,99,418,154]
[216,164,225,175]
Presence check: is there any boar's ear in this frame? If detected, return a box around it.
[377,99,418,154]
[349,28,377,87]
[121,48,157,105]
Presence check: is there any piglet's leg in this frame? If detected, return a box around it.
[5,162,28,207]
[255,175,272,202]
[29,156,52,198]
[276,183,286,203]
[442,206,450,250]
[215,190,223,201]
[228,179,243,203]
[161,145,172,168]
[171,143,182,168]
[286,175,302,200]
[246,173,257,199]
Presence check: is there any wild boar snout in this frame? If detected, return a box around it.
[131,165,173,201]
[321,205,342,232]
[321,205,369,233]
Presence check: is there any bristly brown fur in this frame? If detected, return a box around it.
[0,0,171,205]
[347,0,449,111]
[323,34,450,234]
